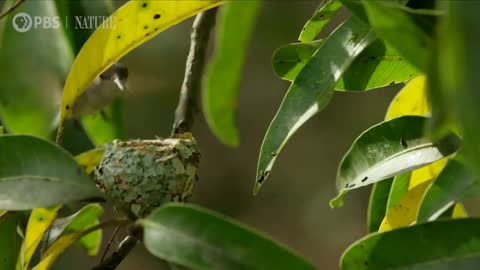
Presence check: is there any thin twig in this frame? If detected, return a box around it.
[99,225,121,264]
[92,235,139,270]
[172,8,218,135]
[0,0,25,21]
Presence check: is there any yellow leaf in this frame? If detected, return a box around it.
[385,75,428,120]
[33,231,88,270]
[17,206,62,270]
[75,148,105,174]
[56,0,224,143]
[408,158,447,189]
[379,180,432,232]
[32,218,126,270]
[379,75,452,232]
[380,75,467,231]
[452,203,468,218]
[32,230,86,270]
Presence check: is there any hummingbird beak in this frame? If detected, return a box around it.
[113,75,127,91]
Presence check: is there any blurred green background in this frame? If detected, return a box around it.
[0,1,399,269]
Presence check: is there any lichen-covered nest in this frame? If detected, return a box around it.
[95,135,200,218]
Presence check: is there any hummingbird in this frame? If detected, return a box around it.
[69,62,129,118]
[52,62,129,132]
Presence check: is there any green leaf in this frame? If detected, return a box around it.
[418,158,480,223]
[256,15,376,194]
[427,36,452,141]
[331,116,460,207]
[367,178,392,233]
[81,97,126,146]
[339,0,368,22]
[336,40,421,91]
[273,40,420,91]
[203,0,261,146]
[363,1,432,71]
[46,204,103,256]
[386,172,410,211]
[298,0,343,42]
[0,0,73,139]
[272,40,323,82]
[435,2,480,178]
[341,218,480,270]
[0,135,102,210]
[140,203,315,270]
[0,213,21,270]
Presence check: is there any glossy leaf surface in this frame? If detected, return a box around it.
[141,203,315,270]
[256,15,375,194]
[342,219,480,270]
[332,116,460,207]
[0,135,102,210]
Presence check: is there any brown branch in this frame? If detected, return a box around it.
[172,8,218,135]
[0,0,25,21]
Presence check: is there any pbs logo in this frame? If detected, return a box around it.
[12,12,32,33]
[12,12,60,33]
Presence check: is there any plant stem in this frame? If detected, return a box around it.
[0,0,25,21]
[172,8,218,135]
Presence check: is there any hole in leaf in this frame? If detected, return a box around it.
[153,14,161,20]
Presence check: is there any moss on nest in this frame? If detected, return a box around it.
[94,134,200,218]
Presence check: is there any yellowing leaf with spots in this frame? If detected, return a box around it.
[378,75,465,232]
[378,159,447,232]
[379,180,432,232]
[17,206,61,270]
[56,0,224,142]
[75,148,105,174]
